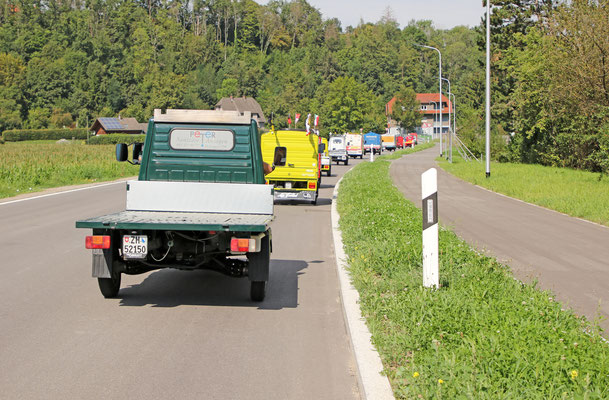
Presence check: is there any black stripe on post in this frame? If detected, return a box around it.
[422,192,438,231]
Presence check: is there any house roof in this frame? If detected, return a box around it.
[386,93,452,115]
[215,97,267,123]
[90,117,147,133]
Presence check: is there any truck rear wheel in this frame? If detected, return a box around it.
[98,271,121,298]
[344,158,348,165]
[250,281,266,302]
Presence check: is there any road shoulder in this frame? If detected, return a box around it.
[331,176,395,400]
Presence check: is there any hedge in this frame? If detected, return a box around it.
[87,134,146,145]
[3,128,89,141]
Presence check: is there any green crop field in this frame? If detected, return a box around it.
[0,141,139,199]
[438,157,609,226]
[337,155,609,399]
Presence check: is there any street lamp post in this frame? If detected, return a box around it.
[429,101,438,141]
[485,1,491,177]
[441,77,452,163]
[415,44,442,156]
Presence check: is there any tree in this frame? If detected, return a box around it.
[391,86,421,131]
[216,77,240,99]
[317,76,382,133]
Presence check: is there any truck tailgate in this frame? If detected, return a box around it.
[76,211,273,232]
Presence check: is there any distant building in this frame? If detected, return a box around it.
[90,117,147,136]
[215,96,266,128]
[386,93,452,137]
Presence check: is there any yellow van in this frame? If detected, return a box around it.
[261,130,322,204]
[320,137,331,177]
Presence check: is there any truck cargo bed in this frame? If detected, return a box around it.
[76,210,273,232]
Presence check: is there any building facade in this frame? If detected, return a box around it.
[386,93,452,138]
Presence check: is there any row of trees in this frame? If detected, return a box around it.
[0,0,607,172]
[0,0,482,136]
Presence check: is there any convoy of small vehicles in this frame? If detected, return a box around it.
[76,109,416,302]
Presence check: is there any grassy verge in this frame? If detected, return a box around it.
[0,141,139,199]
[437,156,609,226]
[337,156,609,398]
[378,142,436,160]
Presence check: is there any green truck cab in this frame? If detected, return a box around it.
[76,109,274,301]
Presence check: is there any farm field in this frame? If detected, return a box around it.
[438,157,609,226]
[0,141,139,199]
[337,154,609,398]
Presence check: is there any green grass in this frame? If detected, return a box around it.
[337,155,609,399]
[378,141,436,160]
[0,141,139,198]
[438,156,609,226]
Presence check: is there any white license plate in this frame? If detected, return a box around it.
[285,182,292,189]
[122,235,148,259]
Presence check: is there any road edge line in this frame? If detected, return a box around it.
[0,178,130,206]
[331,176,395,400]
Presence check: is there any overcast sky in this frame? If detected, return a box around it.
[260,0,485,30]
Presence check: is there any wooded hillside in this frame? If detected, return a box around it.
[0,0,607,172]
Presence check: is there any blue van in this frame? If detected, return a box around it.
[363,132,382,154]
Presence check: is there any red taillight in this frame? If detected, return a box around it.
[308,181,316,189]
[85,235,111,249]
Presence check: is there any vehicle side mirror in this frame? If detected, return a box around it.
[273,146,287,167]
[132,142,143,165]
[318,143,326,152]
[116,143,128,162]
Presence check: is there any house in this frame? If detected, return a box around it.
[90,117,148,136]
[386,93,452,138]
[215,96,266,128]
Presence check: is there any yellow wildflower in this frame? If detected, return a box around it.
[570,370,578,380]
[438,379,444,384]
[413,372,419,378]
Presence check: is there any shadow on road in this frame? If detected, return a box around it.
[117,259,307,310]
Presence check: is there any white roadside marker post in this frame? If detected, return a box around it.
[421,168,439,288]
[370,146,374,162]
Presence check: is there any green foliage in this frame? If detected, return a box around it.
[87,134,146,145]
[1,0,604,174]
[338,157,609,398]
[317,76,383,133]
[3,128,88,141]
[0,141,139,199]
[390,86,421,131]
[216,78,240,99]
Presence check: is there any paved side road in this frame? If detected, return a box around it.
[391,145,609,334]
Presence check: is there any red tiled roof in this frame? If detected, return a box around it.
[386,93,452,115]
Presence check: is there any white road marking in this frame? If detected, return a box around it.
[0,181,125,206]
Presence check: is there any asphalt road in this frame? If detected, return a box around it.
[391,145,609,334]
[0,158,364,399]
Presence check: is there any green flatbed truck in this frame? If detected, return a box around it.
[76,109,274,301]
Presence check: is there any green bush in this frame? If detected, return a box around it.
[87,134,146,145]
[3,128,88,141]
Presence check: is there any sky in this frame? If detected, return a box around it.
[262,0,485,30]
